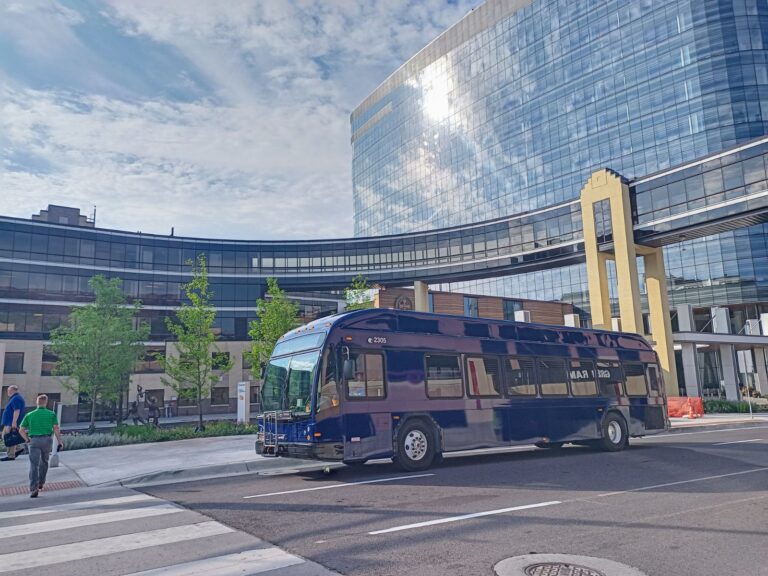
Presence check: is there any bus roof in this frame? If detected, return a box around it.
[280,308,653,352]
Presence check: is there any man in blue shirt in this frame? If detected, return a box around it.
[2,385,26,461]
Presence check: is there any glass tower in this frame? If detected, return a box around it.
[351,0,768,313]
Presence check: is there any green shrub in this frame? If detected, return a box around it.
[704,399,760,413]
[60,420,258,451]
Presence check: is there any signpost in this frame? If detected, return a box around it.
[237,381,250,424]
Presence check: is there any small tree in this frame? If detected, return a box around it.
[344,274,374,310]
[247,277,300,377]
[158,255,233,431]
[50,276,148,432]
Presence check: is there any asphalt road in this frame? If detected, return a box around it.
[146,424,768,576]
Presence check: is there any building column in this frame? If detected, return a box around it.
[712,306,739,400]
[580,169,678,393]
[677,304,700,397]
[414,281,429,312]
[642,247,677,396]
[608,180,643,335]
[747,318,768,395]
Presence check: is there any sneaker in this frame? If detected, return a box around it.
[0,457,15,461]
[38,483,44,491]
[30,490,38,498]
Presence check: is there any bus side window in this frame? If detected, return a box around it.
[623,362,648,396]
[537,357,569,396]
[466,356,501,397]
[425,355,464,398]
[646,364,662,397]
[504,357,536,397]
[345,352,386,400]
[596,361,624,397]
[569,360,597,396]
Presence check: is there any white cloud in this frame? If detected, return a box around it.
[0,0,481,239]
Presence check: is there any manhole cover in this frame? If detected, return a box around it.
[525,564,606,576]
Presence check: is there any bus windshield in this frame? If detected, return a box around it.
[261,350,320,415]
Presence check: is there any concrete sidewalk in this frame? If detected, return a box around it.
[2,413,766,495]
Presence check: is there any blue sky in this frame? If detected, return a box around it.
[0,0,481,239]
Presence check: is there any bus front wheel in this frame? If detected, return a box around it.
[394,420,436,471]
[599,413,628,452]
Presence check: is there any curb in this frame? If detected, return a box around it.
[668,419,768,434]
[112,458,344,488]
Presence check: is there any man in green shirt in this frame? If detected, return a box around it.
[19,395,64,498]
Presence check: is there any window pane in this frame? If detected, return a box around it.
[505,357,536,396]
[624,362,648,396]
[569,360,597,396]
[317,348,340,411]
[347,352,386,399]
[466,356,501,396]
[211,387,229,406]
[3,352,24,374]
[538,358,569,395]
[426,355,463,398]
[646,364,662,397]
[597,361,624,397]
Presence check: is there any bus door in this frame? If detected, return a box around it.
[342,350,391,460]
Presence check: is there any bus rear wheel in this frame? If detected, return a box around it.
[395,420,436,471]
[599,413,628,452]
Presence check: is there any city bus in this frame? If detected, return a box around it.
[255,309,669,471]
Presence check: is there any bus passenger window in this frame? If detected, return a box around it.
[596,361,624,397]
[623,362,648,396]
[538,358,569,395]
[345,352,386,400]
[504,357,536,396]
[569,360,597,396]
[425,355,463,398]
[317,349,340,412]
[646,364,662,396]
[466,356,501,397]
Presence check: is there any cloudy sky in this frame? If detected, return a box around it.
[0,0,481,239]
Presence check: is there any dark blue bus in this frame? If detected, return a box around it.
[256,309,668,471]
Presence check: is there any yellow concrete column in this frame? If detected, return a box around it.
[641,246,678,395]
[581,175,612,330]
[608,178,643,334]
[414,281,429,312]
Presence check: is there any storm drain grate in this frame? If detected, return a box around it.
[525,563,607,576]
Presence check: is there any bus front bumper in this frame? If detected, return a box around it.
[255,439,344,461]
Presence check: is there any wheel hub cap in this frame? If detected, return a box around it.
[404,430,428,461]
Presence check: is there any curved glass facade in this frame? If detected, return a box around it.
[352,0,768,312]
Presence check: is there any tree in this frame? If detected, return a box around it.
[50,276,148,432]
[247,277,300,377]
[158,255,233,431]
[344,274,374,310]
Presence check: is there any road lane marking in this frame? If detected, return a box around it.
[0,505,182,539]
[713,438,763,446]
[593,467,768,498]
[122,548,305,575]
[243,473,434,499]
[368,501,562,535]
[0,494,158,520]
[0,521,233,572]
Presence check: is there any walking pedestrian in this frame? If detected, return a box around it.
[1,385,26,461]
[18,395,64,498]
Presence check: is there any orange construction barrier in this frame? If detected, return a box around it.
[667,396,704,418]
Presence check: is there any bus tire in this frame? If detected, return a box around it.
[599,412,628,452]
[394,419,436,471]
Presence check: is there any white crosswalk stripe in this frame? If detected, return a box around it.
[0,489,338,576]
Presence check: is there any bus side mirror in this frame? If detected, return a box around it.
[343,358,355,380]
[259,362,266,380]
